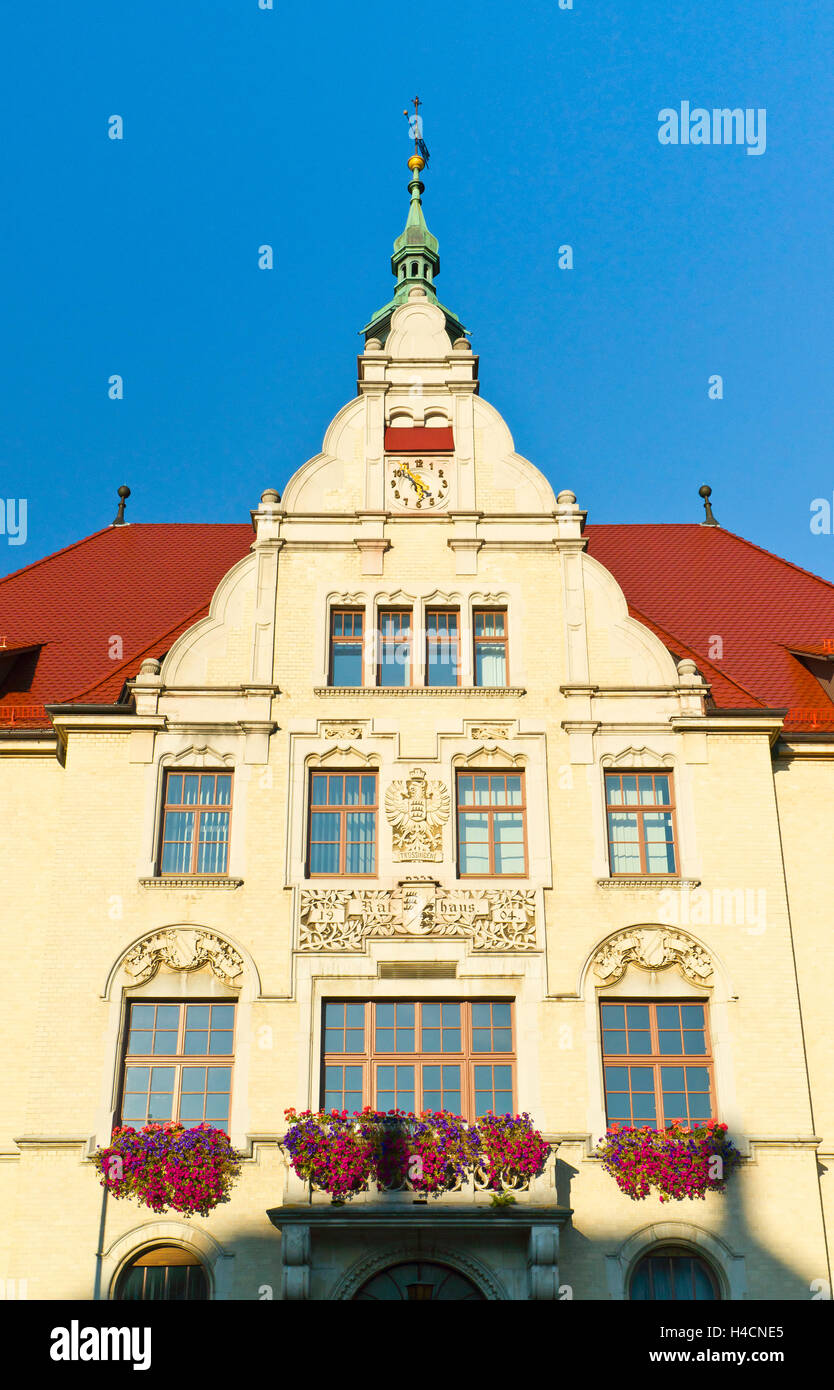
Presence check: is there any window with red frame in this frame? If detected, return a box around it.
[377,609,412,687]
[605,771,678,876]
[119,1002,235,1130]
[473,608,508,687]
[329,608,364,687]
[322,1001,515,1120]
[159,771,232,875]
[456,770,526,876]
[426,609,460,686]
[600,1001,714,1129]
[307,771,378,876]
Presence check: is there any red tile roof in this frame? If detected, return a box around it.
[1,520,833,733]
[585,524,834,732]
[0,524,252,723]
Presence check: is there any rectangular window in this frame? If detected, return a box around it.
[473,608,508,687]
[600,1001,713,1130]
[159,771,232,876]
[456,770,526,876]
[605,772,678,877]
[307,771,378,876]
[321,1000,515,1120]
[330,608,364,687]
[377,609,412,686]
[120,1002,235,1129]
[426,609,460,687]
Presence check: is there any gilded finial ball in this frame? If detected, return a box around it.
[408,154,425,172]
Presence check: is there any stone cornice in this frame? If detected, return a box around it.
[671,713,784,745]
[596,877,701,890]
[267,1204,572,1230]
[139,877,244,890]
[313,686,526,697]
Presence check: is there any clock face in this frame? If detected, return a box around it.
[387,457,451,511]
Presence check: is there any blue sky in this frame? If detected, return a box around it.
[2,1,833,577]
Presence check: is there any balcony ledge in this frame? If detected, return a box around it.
[596,877,701,890]
[138,877,244,890]
[267,1202,572,1231]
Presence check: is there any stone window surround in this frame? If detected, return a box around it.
[297,953,545,1124]
[317,583,526,691]
[579,928,742,1150]
[589,743,702,885]
[100,1223,235,1303]
[96,928,259,1154]
[285,722,552,892]
[603,1222,747,1301]
[137,738,251,882]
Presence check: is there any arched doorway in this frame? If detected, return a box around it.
[116,1245,209,1301]
[353,1260,485,1301]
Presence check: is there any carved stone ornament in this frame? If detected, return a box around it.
[298,884,537,952]
[322,724,363,740]
[592,927,714,987]
[385,768,450,862]
[470,725,511,741]
[122,928,245,986]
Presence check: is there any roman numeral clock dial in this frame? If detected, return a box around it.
[387,458,451,511]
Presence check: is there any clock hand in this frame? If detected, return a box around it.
[398,464,431,500]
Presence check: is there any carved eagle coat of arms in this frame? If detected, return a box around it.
[384,768,451,862]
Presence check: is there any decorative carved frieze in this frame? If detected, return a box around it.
[122,928,245,985]
[469,724,511,741]
[592,927,714,986]
[298,883,537,952]
[322,724,364,740]
[385,768,450,862]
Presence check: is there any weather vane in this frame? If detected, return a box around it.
[403,95,430,165]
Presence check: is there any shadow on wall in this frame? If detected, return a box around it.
[555,1148,829,1302]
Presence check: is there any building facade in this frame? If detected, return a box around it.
[1,154,832,1302]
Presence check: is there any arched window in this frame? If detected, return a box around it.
[411,261,418,276]
[116,1246,209,1301]
[630,1246,719,1301]
[354,1261,485,1301]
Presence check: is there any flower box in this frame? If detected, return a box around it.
[281,1108,550,1203]
[92,1122,241,1217]
[595,1121,741,1202]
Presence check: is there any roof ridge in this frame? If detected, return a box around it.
[702,525,834,596]
[0,525,114,587]
[626,601,768,707]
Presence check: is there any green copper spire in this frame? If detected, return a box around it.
[362,146,467,348]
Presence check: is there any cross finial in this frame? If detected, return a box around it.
[403,96,429,168]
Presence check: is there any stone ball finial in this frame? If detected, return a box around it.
[112,485,131,526]
[138,658,162,681]
[556,489,578,507]
[699,484,718,526]
[365,338,382,351]
[677,657,703,684]
[453,337,472,352]
[260,488,281,507]
[407,286,428,300]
